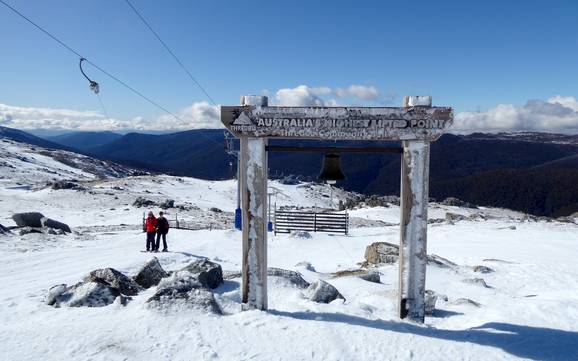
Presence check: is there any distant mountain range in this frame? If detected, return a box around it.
[2,125,577,217]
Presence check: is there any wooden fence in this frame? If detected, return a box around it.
[274,210,349,235]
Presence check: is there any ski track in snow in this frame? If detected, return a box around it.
[1,141,578,360]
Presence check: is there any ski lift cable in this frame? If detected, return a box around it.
[124,0,217,107]
[124,0,238,158]
[0,0,223,149]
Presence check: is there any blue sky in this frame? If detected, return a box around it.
[1,0,577,132]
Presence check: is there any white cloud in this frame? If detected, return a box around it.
[335,85,379,100]
[453,96,578,134]
[275,85,333,106]
[0,101,222,131]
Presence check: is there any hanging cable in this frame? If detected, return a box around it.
[0,0,224,148]
[124,0,217,106]
[1,0,190,132]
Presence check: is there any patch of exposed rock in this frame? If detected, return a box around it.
[83,268,142,296]
[133,257,168,288]
[180,259,223,289]
[472,265,494,274]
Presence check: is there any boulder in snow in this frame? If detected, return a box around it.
[159,199,175,209]
[359,271,381,283]
[84,268,142,296]
[445,212,466,222]
[441,197,478,209]
[462,278,490,288]
[305,280,345,303]
[290,231,312,239]
[424,290,438,315]
[451,298,481,307]
[49,280,123,308]
[268,267,310,289]
[295,261,316,272]
[472,265,494,274]
[364,241,399,264]
[0,223,11,234]
[41,217,71,234]
[133,257,168,289]
[180,259,223,289]
[133,197,155,208]
[12,212,44,228]
[147,271,221,314]
[17,227,44,235]
[209,207,222,213]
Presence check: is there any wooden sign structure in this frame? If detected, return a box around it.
[221,95,453,323]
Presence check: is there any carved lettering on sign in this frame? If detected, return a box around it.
[221,106,453,141]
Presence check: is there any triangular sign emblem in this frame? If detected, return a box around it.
[232,112,253,126]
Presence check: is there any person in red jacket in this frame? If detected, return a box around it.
[144,211,157,252]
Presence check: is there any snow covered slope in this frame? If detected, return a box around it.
[0,138,141,188]
[0,140,577,361]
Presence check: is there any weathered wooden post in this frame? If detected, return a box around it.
[398,96,432,322]
[239,95,269,310]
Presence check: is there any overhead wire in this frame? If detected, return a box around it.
[0,0,223,148]
[123,0,238,156]
[124,0,217,107]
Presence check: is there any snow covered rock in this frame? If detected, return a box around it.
[305,280,345,303]
[445,212,466,222]
[12,212,44,228]
[359,271,381,283]
[159,199,175,209]
[268,268,310,289]
[428,254,458,268]
[424,290,438,315]
[133,197,155,207]
[48,180,85,191]
[364,241,399,264]
[295,261,316,272]
[441,197,478,209]
[49,280,123,308]
[17,227,44,235]
[472,265,494,273]
[40,217,71,234]
[462,278,490,288]
[180,259,223,289]
[0,223,10,234]
[147,271,222,314]
[290,231,312,239]
[83,268,142,296]
[45,284,67,306]
[451,298,481,307]
[133,257,168,289]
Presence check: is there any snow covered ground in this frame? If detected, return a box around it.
[0,141,577,361]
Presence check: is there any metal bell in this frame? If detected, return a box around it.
[318,153,345,184]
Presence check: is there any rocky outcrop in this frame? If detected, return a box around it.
[12,212,71,234]
[83,268,142,296]
[268,268,310,289]
[305,280,345,303]
[159,199,175,209]
[294,261,316,272]
[180,259,223,289]
[133,197,155,208]
[0,223,11,234]
[445,212,466,222]
[48,180,85,191]
[133,257,168,289]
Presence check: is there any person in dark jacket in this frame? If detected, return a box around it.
[155,211,170,252]
[144,211,157,252]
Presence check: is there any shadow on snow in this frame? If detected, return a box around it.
[269,310,578,361]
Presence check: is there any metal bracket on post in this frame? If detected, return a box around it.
[398,96,432,323]
[240,95,269,311]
